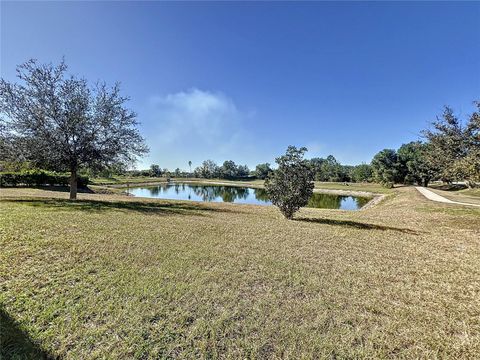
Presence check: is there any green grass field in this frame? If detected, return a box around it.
[1,187,479,358]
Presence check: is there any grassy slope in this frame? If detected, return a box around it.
[429,189,480,206]
[461,188,480,197]
[1,187,479,358]
[460,188,480,197]
[428,184,480,205]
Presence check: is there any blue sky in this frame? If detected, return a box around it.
[1,1,479,170]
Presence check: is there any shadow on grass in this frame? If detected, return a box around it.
[0,309,55,360]
[294,217,421,235]
[1,198,239,217]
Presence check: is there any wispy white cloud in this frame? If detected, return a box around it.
[148,89,241,145]
[139,89,258,170]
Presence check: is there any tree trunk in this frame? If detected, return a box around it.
[70,169,78,200]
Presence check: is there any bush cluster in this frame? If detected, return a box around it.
[0,170,89,188]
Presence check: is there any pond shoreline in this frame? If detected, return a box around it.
[172,181,386,210]
[93,179,386,210]
[124,181,379,210]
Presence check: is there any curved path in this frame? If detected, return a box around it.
[415,186,480,208]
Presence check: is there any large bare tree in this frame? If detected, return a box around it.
[0,59,148,199]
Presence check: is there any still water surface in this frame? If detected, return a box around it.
[127,183,370,210]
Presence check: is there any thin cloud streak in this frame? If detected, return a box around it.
[139,89,259,170]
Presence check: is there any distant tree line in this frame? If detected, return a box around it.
[119,158,370,183]
[193,160,250,179]
[308,155,372,183]
[99,160,255,181]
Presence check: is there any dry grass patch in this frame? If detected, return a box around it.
[1,187,479,358]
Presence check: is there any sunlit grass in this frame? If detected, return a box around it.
[1,187,479,358]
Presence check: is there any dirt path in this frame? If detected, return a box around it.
[415,186,480,208]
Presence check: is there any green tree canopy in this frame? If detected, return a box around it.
[309,156,350,182]
[0,59,148,199]
[150,164,162,177]
[254,163,272,179]
[265,146,314,219]
[422,103,480,187]
[351,163,373,183]
[397,141,436,186]
[422,106,468,183]
[194,160,219,179]
[220,160,238,179]
[371,149,400,188]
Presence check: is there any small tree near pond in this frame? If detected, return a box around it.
[0,59,148,199]
[265,146,314,219]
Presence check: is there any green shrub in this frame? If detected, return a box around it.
[0,170,88,188]
[266,146,314,219]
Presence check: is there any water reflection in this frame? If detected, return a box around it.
[307,193,370,209]
[127,183,369,210]
[254,188,270,202]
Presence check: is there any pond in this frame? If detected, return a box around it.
[127,183,370,210]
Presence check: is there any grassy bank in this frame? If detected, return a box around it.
[428,183,480,205]
[313,181,394,194]
[89,176,168,186]
[1,187,479,358]
[429,188,480,206]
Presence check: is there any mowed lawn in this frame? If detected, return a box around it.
[1,187,479,359]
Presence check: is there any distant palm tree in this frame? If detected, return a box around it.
[188,161,192,173]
